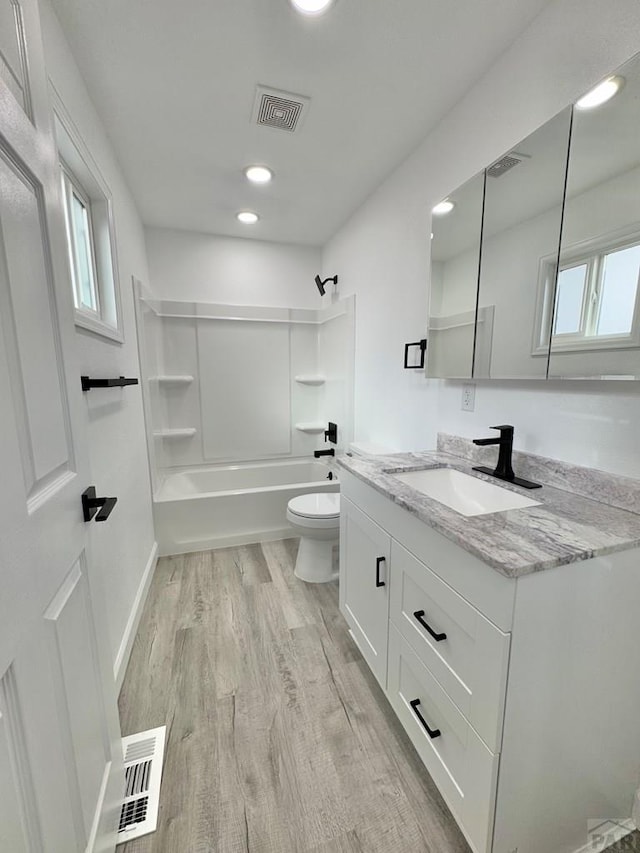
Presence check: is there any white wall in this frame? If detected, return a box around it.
[321,0,640,476]
[145,227,322,308]
[40,0,156,673]
[320,203,435,452]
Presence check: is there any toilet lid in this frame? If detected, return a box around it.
[288,493,340,519]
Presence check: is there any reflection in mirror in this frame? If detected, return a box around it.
[427,172,485,378]
[474,107,572,378]
[548,52,640,378]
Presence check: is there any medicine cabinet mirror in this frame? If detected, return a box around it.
[428,49,640,381]
[474,106,572,379]
[547,51,640,379]
[428,172,485,378]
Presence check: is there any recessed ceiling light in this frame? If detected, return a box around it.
[432,199,455,216]
[290,0,334,15]
[576,76,624,110]
[237,211,259,224]
[245,165,273,184]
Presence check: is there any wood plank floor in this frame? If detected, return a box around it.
[118,539,471,852]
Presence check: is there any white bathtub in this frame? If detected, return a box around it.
[154,458,339,555]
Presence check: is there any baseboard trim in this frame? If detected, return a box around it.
[158,526,296,557]
[114,541,158,693]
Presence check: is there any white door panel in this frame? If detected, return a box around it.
[0,671,34,853]
[45,561,111,844]
[0,152,71,491]
[0,0,124,850]
[0,0,31,115]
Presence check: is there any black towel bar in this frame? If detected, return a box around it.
[81,375,139,392]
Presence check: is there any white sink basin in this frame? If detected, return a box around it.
[390,467,542,517]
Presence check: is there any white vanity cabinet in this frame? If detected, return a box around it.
[339,468,640,853]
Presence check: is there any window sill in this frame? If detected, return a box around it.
[532,336,639,357]
[75,310,124,343]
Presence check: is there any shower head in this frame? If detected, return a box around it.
[315,274,339,296]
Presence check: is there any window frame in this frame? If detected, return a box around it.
[532,227,640,356]
[51,85,124,343]
[60,162,101,319]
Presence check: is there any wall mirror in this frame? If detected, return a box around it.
[427,171,485,378]
[474,106,572,379]
[548,52,640,379]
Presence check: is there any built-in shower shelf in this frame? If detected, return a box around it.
[294,375,326,386]
[295,422,326,434]
[152,375,194,385]
[153,428,197,439]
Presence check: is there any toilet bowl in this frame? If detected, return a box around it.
[286,493,340,583]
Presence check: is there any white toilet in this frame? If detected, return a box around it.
[286,492,340,583]
[286,444,392,583]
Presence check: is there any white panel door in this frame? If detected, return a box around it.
[0,1,123,851]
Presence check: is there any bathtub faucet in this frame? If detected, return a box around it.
[314,448,335,458]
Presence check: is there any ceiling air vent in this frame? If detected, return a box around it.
[487,151,530,178]
[252,86,310,133]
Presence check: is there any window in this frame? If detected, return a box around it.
[534,234,640,354]
[60,167,100,316]
[53,94,123,342]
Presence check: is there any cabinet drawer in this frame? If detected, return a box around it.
[387,625,498,853]
[390,541,509,752]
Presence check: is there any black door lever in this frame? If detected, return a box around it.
[82,486,118,522]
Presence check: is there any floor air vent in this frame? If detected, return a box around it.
[116,725,166,845]
[252,85,310,132]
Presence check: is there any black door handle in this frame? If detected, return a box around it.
[375,556,386,587]
[413,610,447,642]
[409,699,441,739]
[82,487,118,523]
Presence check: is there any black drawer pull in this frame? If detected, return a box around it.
[375,556,386,588]
[413,610,447,642]
[410,698,441,739]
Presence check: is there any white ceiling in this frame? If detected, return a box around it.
[50,0,553,246]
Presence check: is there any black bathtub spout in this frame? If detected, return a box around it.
[314,448,335,458]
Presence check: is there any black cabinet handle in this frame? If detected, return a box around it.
[409,698,441,739]
[403,339,427,369]
[413,610,447,642]
[82,487,118,523]
[375,556,386,588]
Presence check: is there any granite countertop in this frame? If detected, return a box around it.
[337,448,640,578]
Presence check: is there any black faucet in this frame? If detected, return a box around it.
[314,448,335,458]
[472,425,541,490]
